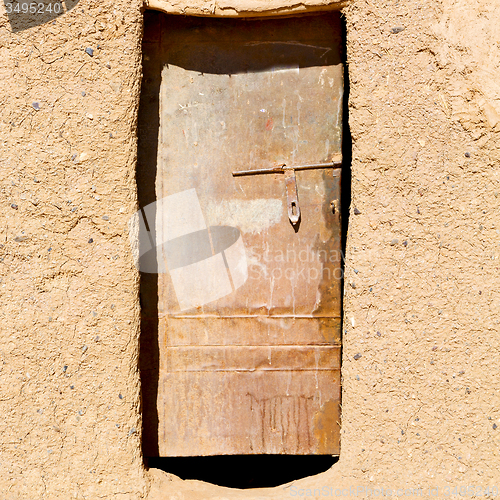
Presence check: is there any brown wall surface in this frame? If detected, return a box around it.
[1,0,500,498]
[0,1,146,498]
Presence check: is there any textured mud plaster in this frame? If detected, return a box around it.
[0,0,146,498]
[1,0,500,498]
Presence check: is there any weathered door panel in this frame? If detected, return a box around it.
[153,14,343,456]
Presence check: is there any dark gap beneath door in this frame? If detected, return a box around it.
[147,455,338,489]
[137,9,350,489]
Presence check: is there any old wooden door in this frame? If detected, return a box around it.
[145,13,343,456]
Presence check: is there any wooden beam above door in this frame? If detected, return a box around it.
[145,0,349,19]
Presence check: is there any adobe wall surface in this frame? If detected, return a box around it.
[1,0,499,498]
[0,1,145,497]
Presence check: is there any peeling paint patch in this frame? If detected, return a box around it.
[205,198,283,233]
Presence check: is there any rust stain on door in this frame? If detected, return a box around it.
[148,13,343,456]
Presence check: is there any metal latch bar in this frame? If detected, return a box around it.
[232,155,342,225]
[232,155,342,177]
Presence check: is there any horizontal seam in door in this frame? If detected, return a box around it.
[162,369,341,373]
[164,345,341,348]
[161,315,342,319]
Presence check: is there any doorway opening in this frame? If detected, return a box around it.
[137,8,350,489]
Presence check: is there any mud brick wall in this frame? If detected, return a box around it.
[1,0,499,498]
